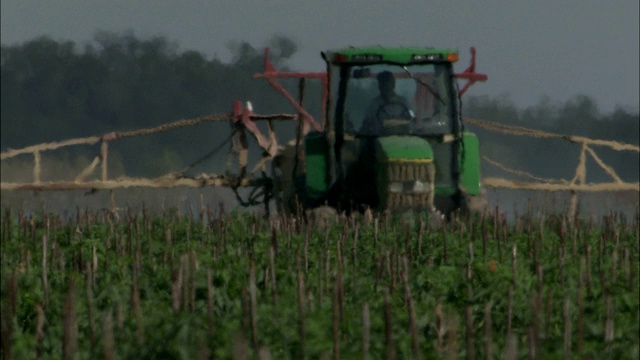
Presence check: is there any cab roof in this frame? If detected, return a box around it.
[326,46,459,65]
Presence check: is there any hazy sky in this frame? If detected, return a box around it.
[2,1,638,112]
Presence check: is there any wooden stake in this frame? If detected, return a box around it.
[362,303,370,359]
[511,244,517,285]
[435,303,444,355]
[207,269,215,339]
[465,305,474,360]
[312,245,322,306]
[102,310,115,360]
[296,253,306,359]
[189,250,197,312]
[403,256,420,360]
[563,294,571,359]
[499,215,506,263]
[504,334,517,360]
[269,245,278,305]
[484,303,492,360]
[442,226,448,265]
[62,279,78,360]
[445,311,459,360]
[181,254,189,312]
[35,303,45,359]
[0,269,18,359]
[506,285,513,338]
[172,259,183,311]
[333,274,340,360]
[249,259,259,355]
[42,235,49,310]
[305,230,310,274]
[352,225,359,294]
[131,264,143,345]
[418,216,424,257]
[86,262,96,348]
[337,243,345,323]
[527,326,536,360]
[384,288,395,360]
[528,296,539,360]
[604,294,614,346]
[577,258,585,356]
[544,289,553,340]
[585,244,592,296]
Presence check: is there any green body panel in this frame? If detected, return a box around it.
[374,136,434,160]
[431,132,481,196]
[302,133,481,205]
[329,47,458,65]
[304,133,330,198]
[459,132,482,196]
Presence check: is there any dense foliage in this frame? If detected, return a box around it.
[1,208,638,359]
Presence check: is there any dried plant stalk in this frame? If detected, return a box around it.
[42,235,49,309]
[62,279,78,360]
[504,334,517,360]
[506,285,513,338]
[85,262,95,348]
[362,303,370,359]
[296,253,306,359]
[384,288,395,360]
[527,326,536,360]
[269,245,278,305]
[35,303,45,359]
[207,269,215,339]
[103,310,116,360]
[604,295,614,345]
[563,295,571,359]
[577,257,585,356]
[171,258,183,311]
[402,257,420,360]
[249,259,259,355]
[131,265,144,345]
[445,311,459,360]
[333,274,341,360]
[465,305,474,360]
[483,303,492,360]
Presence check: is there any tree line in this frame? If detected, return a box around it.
[1,32,637,182]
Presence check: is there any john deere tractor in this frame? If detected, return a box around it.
[274,46,487,216]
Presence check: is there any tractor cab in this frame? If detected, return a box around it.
[301,47,486,214]
[296,47,486,213]
[341,60,454,138]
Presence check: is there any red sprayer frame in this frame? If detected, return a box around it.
[229,46,486,167]
[455,47,488,97]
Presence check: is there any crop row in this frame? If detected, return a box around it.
[1,206,638,359]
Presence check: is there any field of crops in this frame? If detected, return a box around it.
[1,205,638,359]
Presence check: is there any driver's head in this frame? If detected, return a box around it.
[377,71,395,99]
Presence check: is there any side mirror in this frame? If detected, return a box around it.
[352,68,370,79]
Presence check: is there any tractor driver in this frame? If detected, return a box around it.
[360,71,413,136]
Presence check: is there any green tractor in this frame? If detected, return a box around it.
[273,46,487,216]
